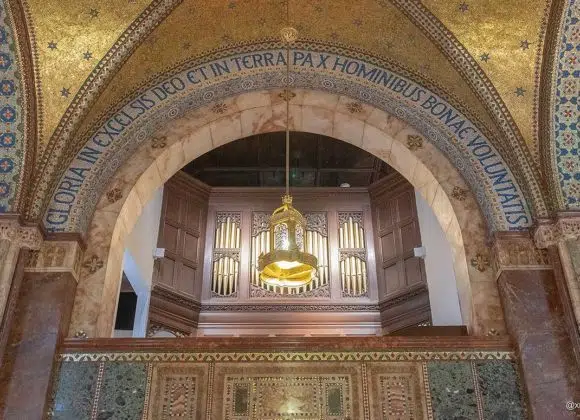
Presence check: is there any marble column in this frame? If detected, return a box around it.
[0,239,83,419]
[492,232,580,419]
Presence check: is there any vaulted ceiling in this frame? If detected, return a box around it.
[26,0,549,158]
[3,0,576,217]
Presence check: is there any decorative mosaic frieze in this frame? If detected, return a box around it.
[58,350,515,363]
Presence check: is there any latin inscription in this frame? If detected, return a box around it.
[46,50,530,230]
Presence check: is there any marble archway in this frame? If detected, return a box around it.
[67,89,504,338]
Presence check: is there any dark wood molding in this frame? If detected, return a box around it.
[148,284,201,336]
[60,335,514,352]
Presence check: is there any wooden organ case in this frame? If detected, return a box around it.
[150,172,430,336]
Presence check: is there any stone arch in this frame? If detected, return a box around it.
[69,89,504,338]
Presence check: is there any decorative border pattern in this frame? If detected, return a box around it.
[58,350,515,363]
[552,0,580,208]
[200,303,379,312]
[0,0,26,212]
[42,46,532,234]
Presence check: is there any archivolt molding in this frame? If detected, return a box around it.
[388,0,548,218]
[40,44,533,234]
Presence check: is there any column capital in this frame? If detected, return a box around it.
[25,240,84,282]
[490,231,551,279]
[0,217,42,250]
[534,211,580,249]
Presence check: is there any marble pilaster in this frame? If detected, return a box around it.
[494,231,580,419]
[0,233,83,419]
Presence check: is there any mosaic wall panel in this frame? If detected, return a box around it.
[0,0,25,212]
[553,0,580,208]
[50,349,525,419]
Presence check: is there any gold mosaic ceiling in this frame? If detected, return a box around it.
[25,0,550,162]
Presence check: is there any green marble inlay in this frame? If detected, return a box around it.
[234,383,250,415]
[427,361,478,420]
[51,361,98,420]
[96,362,147,420]
[477,361,525,419]
[326,385,343,416]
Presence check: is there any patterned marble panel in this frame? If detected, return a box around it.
[427,361,478,420]
[476,360,525,419]
[147,364,209,419]
[96,362,147,420]
[51,361,98,420]
[366,362,428,419]
[213,362,364,419]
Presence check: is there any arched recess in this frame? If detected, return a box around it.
[68,89,505,338]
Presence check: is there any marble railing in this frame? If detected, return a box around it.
[49,336,526,419]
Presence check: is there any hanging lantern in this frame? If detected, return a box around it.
[259,195,317,287]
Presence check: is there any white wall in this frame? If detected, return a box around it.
[414,191,463,325]
[116,186,164,337]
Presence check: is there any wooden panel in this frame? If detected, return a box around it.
[404,257,423,287]
[396,190,414,221]
[153,173,209,300]
[400,221,420,253]
[186,201,202,231]
[183,233,199,263]
[380,232,397,262]
[370,175,426,302]
[177,264,196,296]
[163,224,179,253]
[384,264,402,295]
[165,192,182,224]
[378,203,393,231]
[160,258,176,287]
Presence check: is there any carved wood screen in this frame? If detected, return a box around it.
[211,212,241,297]
[338,212,368,297]
[250,211,330,296]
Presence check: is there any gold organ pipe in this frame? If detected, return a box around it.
[339,226,344,248]
[226,219,231,248]
[354,222,360,248]
[359,226,364,247]
[362,262,367,292]
[356,257,362,295]
[341,259,345,292]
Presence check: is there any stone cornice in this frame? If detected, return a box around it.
[491,231,551,279]
[534,212,580,248]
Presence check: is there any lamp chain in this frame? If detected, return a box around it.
[285,0,290,197]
